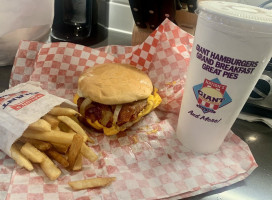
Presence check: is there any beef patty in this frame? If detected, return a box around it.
[77,97,148,128]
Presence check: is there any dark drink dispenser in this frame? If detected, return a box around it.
[51,0,98,44]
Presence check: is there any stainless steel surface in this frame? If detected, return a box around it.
[242,61,272,118]
[185,119,272,200]
[0,30,271,200]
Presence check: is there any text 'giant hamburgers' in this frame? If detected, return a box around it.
[73,63,162,135]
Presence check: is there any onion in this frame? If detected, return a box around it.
[112,105,122,125]
[79,98,92,116]
[120,121,134,130]
[100,110,113,126]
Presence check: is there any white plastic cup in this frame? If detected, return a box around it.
[176,1,272,153]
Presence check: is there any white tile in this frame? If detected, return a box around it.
[110,0,129,5]
[0,174,11,182]
[28,184,44,193]
[116,190,131,200]
[9,194,28,200]
[125,180,139,189]
[141,187,156,199]
[0,191,7,200]
[108,2,134,33]
[147,177,161,187]
[163,182,179,194]
[43,193,59,200]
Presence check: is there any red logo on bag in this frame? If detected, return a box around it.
[0,91,44,110]
[0,91,28,104]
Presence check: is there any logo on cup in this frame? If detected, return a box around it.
[193,78,232,113]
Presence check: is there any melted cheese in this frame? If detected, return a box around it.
[86,119,104,130]
[73,89,162,136]
[103,88,162,135]
[73,93,80,104]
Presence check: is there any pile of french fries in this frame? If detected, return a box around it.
[10,106,115,190]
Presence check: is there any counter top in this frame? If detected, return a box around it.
[0,29,271,200]
[186,119,272,200]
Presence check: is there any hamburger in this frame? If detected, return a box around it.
[73,63,162,135]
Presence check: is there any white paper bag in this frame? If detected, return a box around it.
[0,0,54,66]
[0,81,74,156]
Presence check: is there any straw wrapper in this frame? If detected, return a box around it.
[0,19,257,200]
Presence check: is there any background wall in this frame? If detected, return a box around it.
[100,0,271,35]
[97,0,133,34]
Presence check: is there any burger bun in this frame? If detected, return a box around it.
[77,63,153,105]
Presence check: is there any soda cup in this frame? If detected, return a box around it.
[176,1,272,153]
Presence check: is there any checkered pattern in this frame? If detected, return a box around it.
[0,151,16,200]
[10,19,193,114]
[2,19,257,200]
[10,41,44,88]
[0,112,257,200]
[198,98,219,110]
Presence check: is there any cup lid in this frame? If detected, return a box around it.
[198,1,272,24]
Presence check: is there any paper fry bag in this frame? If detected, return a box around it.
[0,81,72,156]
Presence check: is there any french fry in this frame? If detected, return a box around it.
[20,142,46,163]
[58,121,72,132]
[13,141,24,150]
[10,144,34,171]
[10,104,102,184]
[69,115,96,143]
[69,115,80,124]
[19,137,52,151]
[68,177,116,190]
[23,129,75,145]
[57,116,89,142]
[40,156,61,181]
[71,116,95,144]
[46,149,69,168]
[28,119,51,132]
[73,154,82,171]
[88,137,95,144]
[53,126,61,131]
[51,143,70,154]
[48,107,79,116]
[42,114,60,129]
[80,143,98,163]
[68,134,84,169]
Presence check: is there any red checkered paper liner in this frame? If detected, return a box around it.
[1,19,257,200]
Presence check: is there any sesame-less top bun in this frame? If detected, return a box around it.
[77,63,153,105]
